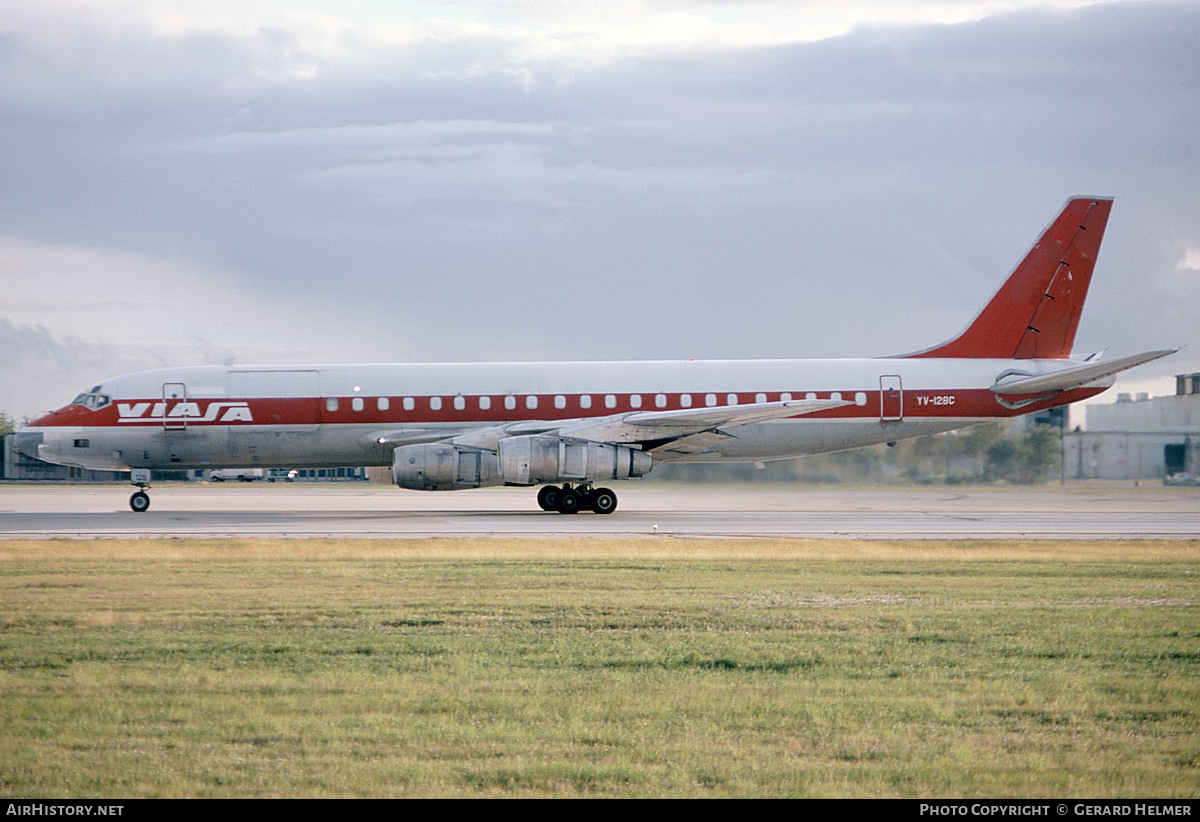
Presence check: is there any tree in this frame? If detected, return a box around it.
[984,424,1061,484]
[1023,423,1062,480]
[0,412,19,439]
[964,421,1008,460]
[985,438,1023,482]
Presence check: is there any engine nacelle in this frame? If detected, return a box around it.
[497,436,652,486]
[392,443,501,491]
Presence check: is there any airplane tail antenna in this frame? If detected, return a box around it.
[908,197,1114,360]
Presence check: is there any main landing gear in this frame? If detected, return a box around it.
[129,468,151,513]
[536,483,618,515]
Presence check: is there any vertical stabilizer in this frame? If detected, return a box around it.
[908,197,1113,360]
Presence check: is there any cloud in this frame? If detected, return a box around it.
[1,0,1197,416]
[0,236,408,417]
[0,319,123,419]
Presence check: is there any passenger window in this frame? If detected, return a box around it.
[526,396,538,410]
[430,397,442,411]
[580,395,592,409]
[630,394,642,408]
[351,397,364,412]
[605,394,617,409]
[781,393,792,402]
[855,392,867,406]
[326,398,339,412]
[454,396,465,410]
[403,397,415,411]
[681,394,692,407]
[727,393,738,405]
[505,396,516,410]
[377,398,389,411]
[555,395,566,409]
[755,393,767,404]
[479,396,491,410]
[705,393,717,407]
[655,394,667,408]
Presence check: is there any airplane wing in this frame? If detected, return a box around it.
[557,398,850,441]
[990,349,1179,395]
[374,397,851,457]
[374,429,468,446]
[558,397,852,459]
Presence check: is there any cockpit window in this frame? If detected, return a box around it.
[72,391,111,411]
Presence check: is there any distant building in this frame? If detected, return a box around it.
[1064,373,1200,480]
[2,436,369,484]
[1025,404,1068,432]
[1,435,125,482]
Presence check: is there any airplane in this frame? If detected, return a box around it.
[14,196,1176,515]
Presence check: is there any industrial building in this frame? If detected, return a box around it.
[1,435,366,483]
[1064,373,1200,480]
[1,435,125,482]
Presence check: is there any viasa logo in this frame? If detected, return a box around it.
[117,401,253,423]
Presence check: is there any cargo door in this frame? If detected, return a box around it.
[227,369,321,466]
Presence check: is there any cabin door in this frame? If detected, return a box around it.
[162,382,190,430]
[880,375,903,422]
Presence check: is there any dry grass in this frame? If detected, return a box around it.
[1,536,1195,562]
[1,537,1197,797]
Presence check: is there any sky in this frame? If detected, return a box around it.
[2,0,1198,422]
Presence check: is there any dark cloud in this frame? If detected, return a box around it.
[0,0,1196,414]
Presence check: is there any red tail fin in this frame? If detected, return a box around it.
[909,197,1113,360]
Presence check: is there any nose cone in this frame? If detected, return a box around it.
[13,428,44,460]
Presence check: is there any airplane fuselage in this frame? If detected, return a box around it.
[20,356,1106,474]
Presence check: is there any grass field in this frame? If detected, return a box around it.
[1,537,1197,798]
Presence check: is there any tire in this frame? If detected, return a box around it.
[537,486,560,511]
[556,488,582,514]
[130,491,151,513]
[590,488,618,515]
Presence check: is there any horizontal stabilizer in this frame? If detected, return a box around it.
[990,349,1179,395]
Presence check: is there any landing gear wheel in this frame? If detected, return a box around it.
[537,486,560,512]
[589,487,618,515]
[130,491,151,513]
[556,488,582,514]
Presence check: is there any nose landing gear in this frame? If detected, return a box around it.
[536,483,618,514]
[129,468,151,513]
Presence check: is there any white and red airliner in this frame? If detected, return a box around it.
[16,197,1175,514]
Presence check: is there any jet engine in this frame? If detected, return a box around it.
[392,443,501,491]
[392,436,652,491]
[497,435,652,486]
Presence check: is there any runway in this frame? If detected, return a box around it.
[1,482,1197,539]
